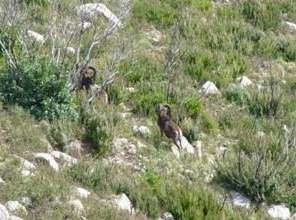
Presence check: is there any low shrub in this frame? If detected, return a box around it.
[215,128,296,208]
[241,0,281,30]
[129,86,167,116]
[200,112,219,134]
[247,78,283,118]
[83,117,112,156]
[182,96,203,119]
[138,171,242,220]
[0,52,77,120]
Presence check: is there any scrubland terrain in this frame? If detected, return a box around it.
[0,0,296,219]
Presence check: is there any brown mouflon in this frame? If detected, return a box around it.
[155,104,182,150]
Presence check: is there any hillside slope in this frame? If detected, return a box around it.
[0,0,296,219]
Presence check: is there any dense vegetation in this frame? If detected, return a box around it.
[0,0,295,219]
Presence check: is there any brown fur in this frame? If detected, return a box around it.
[155,104,182,149]
[80,66,97,90]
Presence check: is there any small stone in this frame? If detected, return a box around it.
[0,204,9,220]
[200,81,220,95]
[193,141,202,159]
[236,76,252,88]
[111,193,134,214]
[285,21,296,31]
[5,201,27,216]
[67,199,85,216]
[230,192,251,209]
[20,197,32,207]
[160,212,175,220]
[179,136,195,154]
[216,146,228,157]
[113,138,129,149]
[72,187,91,199]
[17,157,36,170]
[171,145,180,158]
[0,177,5,184]
[50,151,78,166]
[77,3,121,26]
[65,47,75,55]
[126,87,135,93]
[27,30,45,44]
[20,169,33,177]
[80,21,92,30]
[145,27,163,43]
[64,140,83,158]
[10,216,23,220]
[267,204,290,220]
[34,153,59,171]
[133,125,151,136]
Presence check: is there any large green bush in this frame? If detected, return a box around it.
[0,54,76,120]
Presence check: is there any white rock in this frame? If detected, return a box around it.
[20,169,33,177]
[171,145,180,158]
[126,87,135,92]
[64,140,83,157]
[230,192,251,209]
[160,212,175,220]
[5,201,27,215]
[267,204,290,220]
[17,157,36,170]
[113,138,129,149]
[77,3,121,26]
[193,141,202,159]
[0,204,9,220]
[133,125,151,136]
[27,30,45,44]
[72,187,91,199]
[65,47,75,55]
[111,193,134,214]
[20,197,32,207]
[16,156,36,177]
[200,81,220,95]
[67,199,85,216]
[145,27,163,42]
[10,216,23,220]
[179,136,195,154]
[216,146,228,157]
[119,112,132,119]
[34,153,59,171]
[0,177,5,184]
[285,21,296,31]
[50,151,78,166]
[237,76,252,87]
[80,21,92,30]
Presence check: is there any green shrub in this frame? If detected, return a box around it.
[241,1,281,30]
[0,54,77,120]
[133,0,181,27]
[83,117,112,156]
[183,50,218,81]
[191,0,212,11]
[24,0,48,6]
[182,96,203,119]
[200,112,219,134]
[215,129,296,208]
[130,87,166,116]
[107,83,125,105]
[138,171,242,220]
[225,86,248,105]
[181,118,200,143]
[246,79,283,118]
[120,56,164,84]
[67,160,108,189]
